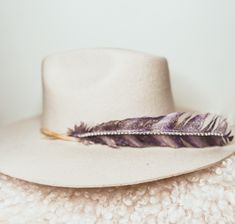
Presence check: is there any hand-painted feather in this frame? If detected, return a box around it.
[67,112,233,148]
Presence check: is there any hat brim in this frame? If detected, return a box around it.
[0,116,234,188]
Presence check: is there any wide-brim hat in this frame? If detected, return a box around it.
[0,48,234,188]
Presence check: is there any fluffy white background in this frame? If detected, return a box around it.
[0,0,235,223]
[0,154,235,223]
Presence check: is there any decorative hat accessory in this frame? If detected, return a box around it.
[42,112,233,148]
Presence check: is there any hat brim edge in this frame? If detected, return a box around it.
[0,115,234,188]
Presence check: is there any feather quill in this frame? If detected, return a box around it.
[66,112,233,148]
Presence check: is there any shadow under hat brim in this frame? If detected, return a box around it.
[0,116,234,188]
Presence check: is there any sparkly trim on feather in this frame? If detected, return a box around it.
[41,112,234,148]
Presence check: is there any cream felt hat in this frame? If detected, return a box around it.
[0,48,234,188]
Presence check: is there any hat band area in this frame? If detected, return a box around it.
[41,112,233,149]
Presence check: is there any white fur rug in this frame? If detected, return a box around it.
[0,155,235,224]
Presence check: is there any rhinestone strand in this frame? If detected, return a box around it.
[77,130,224,138]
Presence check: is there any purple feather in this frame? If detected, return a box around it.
[68,112,233,148]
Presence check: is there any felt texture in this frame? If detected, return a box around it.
[42,48,174,133]
[0,117,234,188]
[0,48,234,222]
[1,48,234,188]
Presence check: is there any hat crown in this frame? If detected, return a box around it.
[41,48,175,132]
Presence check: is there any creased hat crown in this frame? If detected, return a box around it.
[41,48,175,132]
